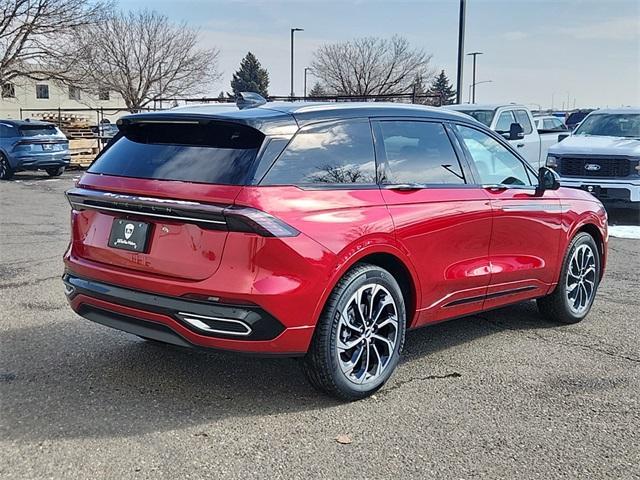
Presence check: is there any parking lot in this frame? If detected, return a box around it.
[0,171,638,479]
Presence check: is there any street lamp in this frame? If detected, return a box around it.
[468,80,492,103]
[290,28,304,98]
[466,51,483,103]
[304,67,312,98]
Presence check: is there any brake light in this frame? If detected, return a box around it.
[224,206,299,238]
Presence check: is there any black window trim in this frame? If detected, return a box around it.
[258,117,380,190]
[371,117,473,190]
[450,120,539,190]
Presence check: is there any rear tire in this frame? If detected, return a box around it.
[45,166,65,177]
[0,154,14,180]
[302,263,406,400]
[537,232,600,324]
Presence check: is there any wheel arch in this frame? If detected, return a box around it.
[576,222,606,279]
[312,244,422,329]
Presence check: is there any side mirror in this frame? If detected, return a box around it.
[536,166,560,194]
[508,122,525,140]
[557,133,570,142]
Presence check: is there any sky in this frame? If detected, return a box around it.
[128,0,640,109]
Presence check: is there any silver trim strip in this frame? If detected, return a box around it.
[177,311,252,336]
[68,201,227,225]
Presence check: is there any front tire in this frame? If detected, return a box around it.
[537,232,600,324]
[0,154,14,180]
[45,166,65,177]
[302,263,406,400]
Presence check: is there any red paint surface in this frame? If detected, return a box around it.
[65,173,608,354]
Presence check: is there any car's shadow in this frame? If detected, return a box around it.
[1,301,557,441]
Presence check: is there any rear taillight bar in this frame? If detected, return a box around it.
[65,187,298,237]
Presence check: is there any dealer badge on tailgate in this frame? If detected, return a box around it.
[108,219,151,253]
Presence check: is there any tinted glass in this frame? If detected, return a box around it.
[514,110,533,134]
[495,111,516,132]
[19,125,58,136]
[456,125,532,186]
[89,121,264,185]
[378,121,464,184]
[574,113,640,138]
[261,120,376,185]
[454,109,495,127]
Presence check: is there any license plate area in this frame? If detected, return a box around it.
[108,219,151,253]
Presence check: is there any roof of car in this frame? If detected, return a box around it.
[446,103,526,111]
[121,101,477,135]
[0,119,55,126]
[587,108,640,115]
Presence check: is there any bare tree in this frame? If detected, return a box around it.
[71,10,220,111]
[0,0,109,85]
[311,36,434,96]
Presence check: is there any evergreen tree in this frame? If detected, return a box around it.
[428,70,456,105]
[308,82,326,98]
[230,52,270,97]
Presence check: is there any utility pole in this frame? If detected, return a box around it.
[304,67,311,98]
[467,51,483,103]
[455,0,466,104]
[290,28,304,98]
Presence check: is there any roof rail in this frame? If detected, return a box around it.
[236,92,267,110]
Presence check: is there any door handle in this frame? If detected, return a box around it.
[516,143,525,148]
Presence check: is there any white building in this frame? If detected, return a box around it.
[0,77,127,123]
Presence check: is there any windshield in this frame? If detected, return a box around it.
[574,113,640,138]
[453,109,495,127]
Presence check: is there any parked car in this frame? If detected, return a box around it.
[446,104,558,168]
[565,109,595,131]
[546,108,640,206]
[534,115,568,133]
[0,119,69,180]
[63,98,608,400]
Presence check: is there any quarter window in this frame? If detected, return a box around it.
[495,111,516,132]
[377,121,464,184]
[514,110,533,134]
[261,119,376,185]
[456,125,532,186]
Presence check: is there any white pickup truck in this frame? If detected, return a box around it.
[446,104,559,168]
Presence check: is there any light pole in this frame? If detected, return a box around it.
[468,80,492,103]
[455,0,466,104]
[304,67,312,98]
[466,51,483,103]
[290,28,304,98]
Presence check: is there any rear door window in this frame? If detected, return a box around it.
[88,121,264,185]
[376,121,465,184]
[261,119,376,185]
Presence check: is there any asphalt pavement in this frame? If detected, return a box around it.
[1,171,638,479]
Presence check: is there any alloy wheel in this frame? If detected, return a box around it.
[566,244,597,315]
[336,283,399,385]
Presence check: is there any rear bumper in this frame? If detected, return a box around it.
[63,273,314,355]
[560,177,640,203]
[13,152,70,170]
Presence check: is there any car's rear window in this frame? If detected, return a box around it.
[88,121,265,185]
[19,125,59,136]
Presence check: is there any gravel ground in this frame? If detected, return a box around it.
[1,171,638,480]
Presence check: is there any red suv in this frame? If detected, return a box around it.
[63,99,608,400]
